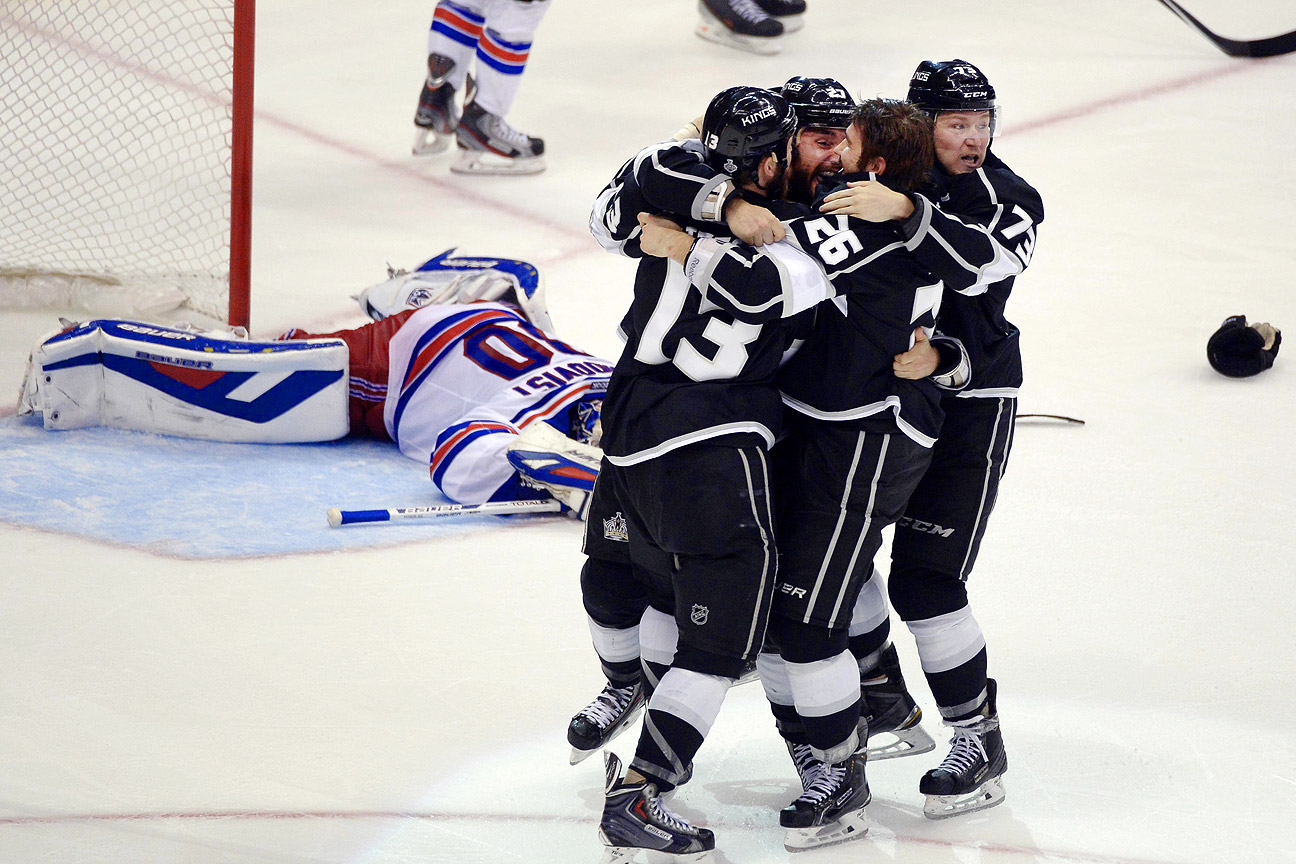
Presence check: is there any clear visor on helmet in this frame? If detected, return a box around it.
[934,106,1000,139]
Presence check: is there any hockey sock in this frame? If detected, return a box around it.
[427,1,482,92]
[847,572,892,671]
[906,606,989,719]
[784,650,862,763]
[632,667,728,791]
[587,617,641,687]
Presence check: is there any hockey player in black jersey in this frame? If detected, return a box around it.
[566,77,858,774]
[587,86,833,860]
[819,58,1045,819]
[625,97,1025,851]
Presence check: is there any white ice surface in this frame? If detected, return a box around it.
[2,1,1295,862]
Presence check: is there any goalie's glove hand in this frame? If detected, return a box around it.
[505,423,602,521]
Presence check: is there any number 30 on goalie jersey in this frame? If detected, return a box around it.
[381,303,612,505]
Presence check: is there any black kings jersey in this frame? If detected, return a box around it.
[919,152,1044,396]
[771,179,947,447]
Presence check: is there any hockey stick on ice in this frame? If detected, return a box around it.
[1154,0,1296,57]
[326,498,563,527]
[1017,413,1086,425]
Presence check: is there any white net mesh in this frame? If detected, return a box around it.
[0,0,238,320]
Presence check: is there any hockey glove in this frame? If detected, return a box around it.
[505,422,602,521]
[1207,315,1282,378]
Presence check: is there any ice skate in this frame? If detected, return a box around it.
[752,0,806,32]
[859,644,936,760]
[779,752,870,851]
[568,681,644,765]
[599,752,715,863]
[695,0,783,56]
[452,101,545,176]
[411,53,457,156]
[920,678,1007,819]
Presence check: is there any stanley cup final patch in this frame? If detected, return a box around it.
[602,511,629,542]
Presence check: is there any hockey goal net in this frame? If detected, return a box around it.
[0,0,253,326]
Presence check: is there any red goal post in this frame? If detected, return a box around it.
[0,0,254,328]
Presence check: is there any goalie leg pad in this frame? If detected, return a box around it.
[26,320,349,443]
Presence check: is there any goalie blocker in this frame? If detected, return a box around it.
[18,320,349,443]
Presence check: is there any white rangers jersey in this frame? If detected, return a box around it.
[382,303,612,504]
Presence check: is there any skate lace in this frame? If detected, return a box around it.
[729,0,771,23]
[646,793,697,835]
[483,112,533,150]
[579,683,637,731]
[934,723,991,775]
[787,743,823,791]
[793,760,845,807]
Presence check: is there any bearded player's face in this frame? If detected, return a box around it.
[787,127,845,203]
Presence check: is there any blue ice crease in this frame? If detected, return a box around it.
[0,414,513,559]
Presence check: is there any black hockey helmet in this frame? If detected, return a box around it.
[907,59,997,116]
[780,76,855,130]
[701,86,798,177]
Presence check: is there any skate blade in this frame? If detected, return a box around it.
[570,745,598,765]
[693,20,782,55]
[775,13,805,32]
[783,808,869,852]
[865,724,936,761]
[923,776,1006,820]
[451,150,546,176]
[599,842,712,864]
[412,127,452,156]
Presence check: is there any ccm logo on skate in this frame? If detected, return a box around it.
[897,516,955,538]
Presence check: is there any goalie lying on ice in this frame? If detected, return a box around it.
[16,250,609,518]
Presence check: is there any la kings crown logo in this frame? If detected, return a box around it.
[603,511,628,542]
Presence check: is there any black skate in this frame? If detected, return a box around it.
[779,752,870,851]
[920,678,1007,819]
[453,101,545,176]
[752,0,806,32]
[695,0,783,56]
[568,681,644,765]
[859,644,935,760]
[412,53,457,156]
[599,752,715,863]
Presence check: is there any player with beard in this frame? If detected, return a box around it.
[635,96,1033,848]
[587,86,831,860]
[778,76,853,204]
[564,77,855,771]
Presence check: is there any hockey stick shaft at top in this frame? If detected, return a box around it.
[326,498,563,527]
[1154,0,1296,57]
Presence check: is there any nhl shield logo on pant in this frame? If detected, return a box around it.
[690,604,709,626]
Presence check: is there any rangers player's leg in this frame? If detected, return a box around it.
[412,0,487,154]
[452,0,549,174]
